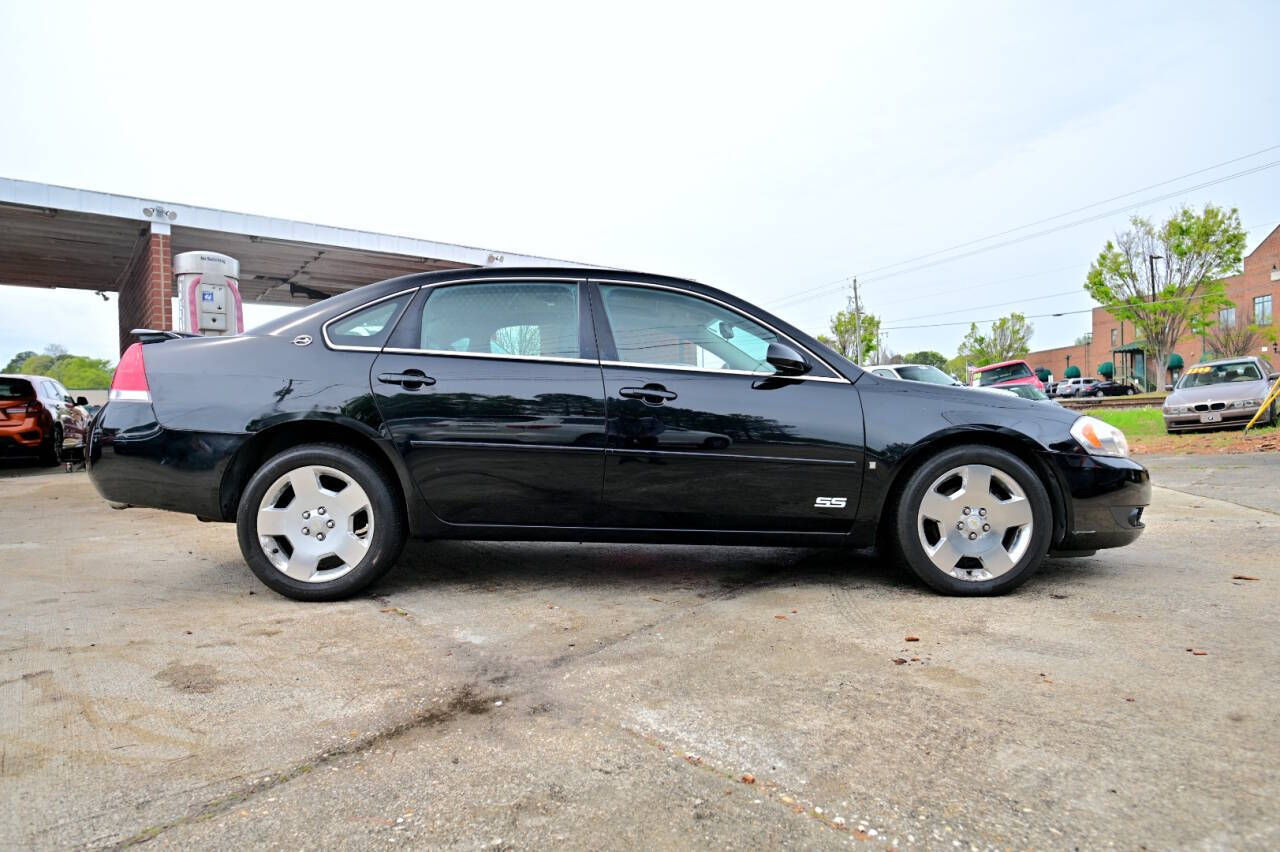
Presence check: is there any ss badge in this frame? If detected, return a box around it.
[814,497,847,508]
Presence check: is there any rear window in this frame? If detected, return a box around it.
[974,362,1032,386]
[0,378,35,398]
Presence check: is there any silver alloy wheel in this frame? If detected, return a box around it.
[255,464,374,583]
[916,463,1033,582]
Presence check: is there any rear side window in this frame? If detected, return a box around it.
[419,282,581,359]
[326,294,412,348]
[0,378,34,398]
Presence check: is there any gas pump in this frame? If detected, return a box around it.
[174,251,244,336]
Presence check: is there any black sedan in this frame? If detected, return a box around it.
[87,268,1149,600]
[1088,379,1139,397]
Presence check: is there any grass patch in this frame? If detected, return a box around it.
[1083,405,1278,454]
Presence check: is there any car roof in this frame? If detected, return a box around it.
[1194,355,1264,367]
[0,374,48,382]
[972,359,1029,370]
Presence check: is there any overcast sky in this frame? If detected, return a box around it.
[2,1,1278,364]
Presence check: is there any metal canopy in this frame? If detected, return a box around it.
[0,177,597,305]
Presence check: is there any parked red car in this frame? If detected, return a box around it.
[969,359,1045,391]
[0,374,90,465]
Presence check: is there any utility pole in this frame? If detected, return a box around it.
[850,277,863,365]
[1148,254,1163,305]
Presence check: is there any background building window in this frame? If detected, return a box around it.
[1255,294,1273,326]
[1110,328,1118,346]
[1218,305,1236,327]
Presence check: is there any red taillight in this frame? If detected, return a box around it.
[109,343,151,402]
[3,400,40,416]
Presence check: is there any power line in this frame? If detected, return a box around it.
[880,293,1218,331]
[769,146,1280,310]
[871,216,1280,328]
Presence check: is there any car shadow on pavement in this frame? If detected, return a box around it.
[369,540,1112,600]
[376,539,927,598]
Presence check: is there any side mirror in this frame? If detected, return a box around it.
[1269,372,1280,382]
[766,342,811,376]
[76,396,89,406]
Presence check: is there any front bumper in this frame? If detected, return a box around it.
[87,401,247,519]
[1163,407,1259,431]
[1045,452,1150,552]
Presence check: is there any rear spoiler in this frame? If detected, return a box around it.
[131,328,201,345]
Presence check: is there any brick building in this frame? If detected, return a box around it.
[1026,224,1280,388]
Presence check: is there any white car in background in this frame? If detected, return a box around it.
[869,364,963,386]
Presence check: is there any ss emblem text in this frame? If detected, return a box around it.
[814,496,847,508]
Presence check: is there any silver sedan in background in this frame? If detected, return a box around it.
[1162,356,1279,432]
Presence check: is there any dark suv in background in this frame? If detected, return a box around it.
[0,374,90,465]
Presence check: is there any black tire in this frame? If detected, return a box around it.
[891,445,1053,596]
[1093,390,1104,398]
[39,425,63,466]
[236,443,406,601]
[1126,387,1135,396]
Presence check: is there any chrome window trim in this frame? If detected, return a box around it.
[590,278,851,383]
[598,360,849,382]
[321,287,422,352]
[382,347,599,367]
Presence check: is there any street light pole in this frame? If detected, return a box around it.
[1148,254,1163,304]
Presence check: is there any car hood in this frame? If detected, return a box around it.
[879,377,1079,424]
[1165,381,1270,405]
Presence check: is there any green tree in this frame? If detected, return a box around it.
[957,312,1034,366]
[52,356,114,389]
[1085,204,1245,390]
[902,350,947,369]
[3,350,36,372]
[17,352,114,389]
[817,303,880,364]
[19,354,55,376]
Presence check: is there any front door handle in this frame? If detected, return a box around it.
[378,370,436,389]
[619,384,677,405]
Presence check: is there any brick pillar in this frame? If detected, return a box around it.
[117,223,172,354]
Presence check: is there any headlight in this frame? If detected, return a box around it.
[1164,404,1192,415]
[1071,415,1129,458]
[1227,398,1263,409]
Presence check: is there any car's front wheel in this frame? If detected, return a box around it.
[1093,389,1105,397]
[236,443,406,601]
[893,445,1052,595]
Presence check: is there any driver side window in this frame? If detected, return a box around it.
[597,284,782,375]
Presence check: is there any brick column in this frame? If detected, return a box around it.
[117,223,172,354]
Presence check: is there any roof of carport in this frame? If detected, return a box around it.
[0,177,598,306]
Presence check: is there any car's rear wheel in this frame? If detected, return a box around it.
[1093,389,1105,397]
[893,445,1052,595]
[1126,387,1135,395]
[236,443,406,601]
[39,425,63,466]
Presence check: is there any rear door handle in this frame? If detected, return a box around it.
[378,370,436,389]
[619,384,677,405]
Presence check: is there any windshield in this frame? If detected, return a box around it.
[974,362,1032,386]
[1177,361,1262,388]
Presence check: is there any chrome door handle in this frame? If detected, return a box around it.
[378,370,436,389]
[619,385,677,405]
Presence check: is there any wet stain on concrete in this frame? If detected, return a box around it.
[154,662,223,694]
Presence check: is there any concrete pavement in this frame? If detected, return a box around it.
[1,456,1276,849]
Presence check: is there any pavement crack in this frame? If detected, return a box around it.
[109,683,502,849]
